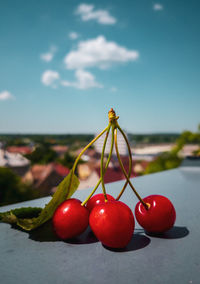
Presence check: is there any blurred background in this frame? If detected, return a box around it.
[0,0,200,206]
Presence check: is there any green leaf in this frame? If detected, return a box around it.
[0,171,79,231]
[0,207,42,223]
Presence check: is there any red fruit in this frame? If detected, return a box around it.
[89,200,135,248]
[135,195,176,233]
[52,198,89,239]
[86,193,115,212]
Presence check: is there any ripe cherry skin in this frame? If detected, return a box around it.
[135,195,176,233]
[52,198,89,240]
[86,193,115,212]
[89,200,135,248]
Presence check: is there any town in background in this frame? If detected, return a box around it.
[1,128,200,206]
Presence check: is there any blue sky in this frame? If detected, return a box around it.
[0,0,199,134]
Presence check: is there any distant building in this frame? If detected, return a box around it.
[132,154,155,162]
[94,131,128,156]
[131,144,199,159]
[77,155,136,190]
[76,132,137,189]
[74,148,100,162]
[180,145,199,157]
[78,164,100,190]
[6,146,33,155]
[94,156,136,183]
[24,163,70,196]
[133,161,150,175]
[51,145,68,157]
[0,149,30,176]
[132,144,174,155]
[131,144,173,163]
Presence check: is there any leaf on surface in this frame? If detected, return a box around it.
[0,207,42,223]
[0,171,79,231]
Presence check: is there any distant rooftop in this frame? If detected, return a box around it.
[94,131,128,156]
[6,146,32,155]
[0,149,30,167]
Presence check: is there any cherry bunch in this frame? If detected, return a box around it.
[53,109,176,248]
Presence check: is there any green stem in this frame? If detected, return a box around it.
[71,126,109,176]
[67,126,109,204]
[81,178,102,206]
[115,126,132,200]
[100,124,111,201]
[114,127,149,209]
[81,126,115,206]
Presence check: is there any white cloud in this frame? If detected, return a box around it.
[64,36,139,70]
[153,4,163,11]
[40,46,57,62]
[41,70,60,88]
[76,4,116,25]
[69,32,79,40]
[61,69,102,90]
[0,90,13,101]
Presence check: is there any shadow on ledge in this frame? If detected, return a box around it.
[145,226,189,239]
[65,228,98,245]
[10,223,188,247]
[10,221,58,242]
[11,221,98,244]
[103,233,151,252]
[28,221,59,242]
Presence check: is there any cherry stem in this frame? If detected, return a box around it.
[114,127,149,210]
[115,126,132,200]
[71,126,109,177]
[68,126,109,199]
[81,125,114,206]
[100,124,111,201]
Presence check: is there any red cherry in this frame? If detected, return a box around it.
[89,200,135,248]
[135,195,176,233]
[86,193,115,212]
[52,198,89,239]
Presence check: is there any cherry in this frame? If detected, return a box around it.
[86,193,115,212]
[52,198,89,239]
[135,195,176,233]
[89,200,135,248]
